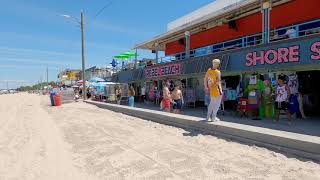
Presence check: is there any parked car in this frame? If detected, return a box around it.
[0,90,9,94]
[9,90,17,94]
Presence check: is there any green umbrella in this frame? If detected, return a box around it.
[121,51,138,57]
[113,54,129,59]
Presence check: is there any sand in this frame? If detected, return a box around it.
[0,93,319,180]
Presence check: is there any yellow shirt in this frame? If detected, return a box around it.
[206,68,223,97]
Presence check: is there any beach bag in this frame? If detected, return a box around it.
[289,95,299,114]
[205,94,210,106]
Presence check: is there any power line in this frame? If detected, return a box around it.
[86,0,113,27]
[93,1,113,20]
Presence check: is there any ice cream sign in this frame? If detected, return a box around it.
[245,40,320,67]
[144,63,181,78]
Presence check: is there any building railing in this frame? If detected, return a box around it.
[159,19,320,63]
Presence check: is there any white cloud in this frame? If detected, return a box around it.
[0,57,74,66]
[0,64,60,70]
[0,46,78,58]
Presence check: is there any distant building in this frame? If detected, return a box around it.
[57,69,81,85]
[82,66,114,81]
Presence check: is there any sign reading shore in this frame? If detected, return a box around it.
[145,63,181,78]
[245,39,320,67]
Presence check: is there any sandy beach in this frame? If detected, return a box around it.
[0,93,319,180]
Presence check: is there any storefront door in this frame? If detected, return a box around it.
[297,70,320,116]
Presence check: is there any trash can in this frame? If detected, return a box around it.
[50,92,56,106]
[54,93,62,106]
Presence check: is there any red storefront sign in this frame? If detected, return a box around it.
[144,63,181,78]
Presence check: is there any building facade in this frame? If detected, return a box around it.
[113,0,320,116]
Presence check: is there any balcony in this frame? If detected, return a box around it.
[112,19,320,83]
[159,19,320,63]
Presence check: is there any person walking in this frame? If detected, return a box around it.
[141,84,146,103]
[128,86,135,107]
[172,85,183,114]
[204,59,223,122]
[275,75,291,125]
[161,81,172,112]
[115,86,122,104]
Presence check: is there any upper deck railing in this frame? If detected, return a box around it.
[159,19,320,63]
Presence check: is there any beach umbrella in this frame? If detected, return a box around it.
[121,51,139,57]
[113,54,129,59]
[88,77,105,83]
[76,80,89,85]
[91,82,107,93]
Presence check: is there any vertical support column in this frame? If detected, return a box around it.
[185,31,190,59]
[134,48,138,69]
[261,0,272,44]
[155,43,159,64]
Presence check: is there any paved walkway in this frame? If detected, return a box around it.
[134,102,320,137]
[87,100,320,161]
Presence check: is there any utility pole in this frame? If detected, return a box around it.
[46,66,49,84]
[40,76,43,93]
[61,11,87,100]
[81,11,87,100]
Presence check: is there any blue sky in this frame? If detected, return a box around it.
[0,0,213,89]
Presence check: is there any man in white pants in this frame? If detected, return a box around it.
[204,59,223,122]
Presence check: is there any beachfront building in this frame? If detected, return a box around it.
[112,0,320,117]
[57,69,81,86]
[84,66,114,81]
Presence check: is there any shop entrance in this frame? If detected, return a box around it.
[222,75,241,110]
[297,70,320,116]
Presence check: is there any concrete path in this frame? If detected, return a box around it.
[134,102,320,137]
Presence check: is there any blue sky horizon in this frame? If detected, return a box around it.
[0,0,214,89]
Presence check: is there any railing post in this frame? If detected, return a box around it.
[242,37,245,47]
[155,43,159,64]
[295,24,300,36]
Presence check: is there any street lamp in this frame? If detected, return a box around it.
[61,11,87,100]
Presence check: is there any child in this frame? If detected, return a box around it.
[275,75,291,125]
